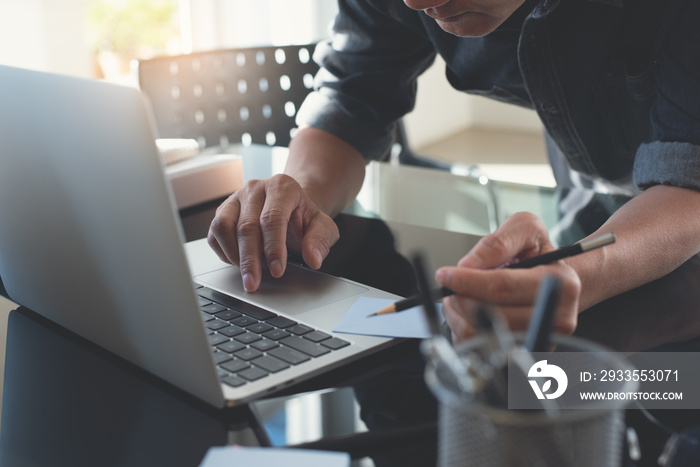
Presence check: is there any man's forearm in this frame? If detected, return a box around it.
[285,126,368,217]
[566,185,700,311]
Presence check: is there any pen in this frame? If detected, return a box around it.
[369,232,615,317]
[473,305,513,407]
[523,275,561,352]
[413,253,477,395]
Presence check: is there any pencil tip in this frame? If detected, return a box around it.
[372,304,396,317]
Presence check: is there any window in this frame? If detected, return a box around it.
[0,0,336,83]
[87,0,181,81]
[187,0,337,52]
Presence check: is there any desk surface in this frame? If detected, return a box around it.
[2,145,700,466]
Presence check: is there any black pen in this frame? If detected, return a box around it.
[369,232,615,317]
[523,275,561,352]
[413,253,476,394]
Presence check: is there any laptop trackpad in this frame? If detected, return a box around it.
[194,264,367,315]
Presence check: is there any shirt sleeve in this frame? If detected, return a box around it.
[296,0,437,161]
[633,0,700,191]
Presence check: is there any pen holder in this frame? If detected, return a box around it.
[425,333,638,467]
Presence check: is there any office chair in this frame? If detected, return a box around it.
[137,44,470,162]
[137,44,319,149]
[137,43,498,230]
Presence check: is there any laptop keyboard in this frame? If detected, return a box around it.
[195,284,350,389]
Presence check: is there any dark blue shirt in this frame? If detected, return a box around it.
[297,0,700,192]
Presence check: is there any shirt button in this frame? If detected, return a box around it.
[539,102,559,114]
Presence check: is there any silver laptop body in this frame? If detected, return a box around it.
[0,65,396,407]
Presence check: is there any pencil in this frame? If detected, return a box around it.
[369,232,616,317]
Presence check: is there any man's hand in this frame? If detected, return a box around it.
[206,127,368,293]
[207,174,339,292]
[435,212,581,343]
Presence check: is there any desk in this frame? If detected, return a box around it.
[1,145,699,467]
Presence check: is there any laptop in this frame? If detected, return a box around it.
[0,65,399,407]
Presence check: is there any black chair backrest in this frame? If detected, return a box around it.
[137,44,319,148]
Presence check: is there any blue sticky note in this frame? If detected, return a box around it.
[333,296,443,339]
[199,446,350,467]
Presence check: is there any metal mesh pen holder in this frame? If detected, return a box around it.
[425,333,638,467]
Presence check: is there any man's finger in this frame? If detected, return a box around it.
[207,196,242,265]
[235,184,267,292]
[458,212,552,269]
[300,213,340,270]
[436,265,552,305]
[259,175,303,278]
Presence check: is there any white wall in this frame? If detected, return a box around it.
[0,0,89,76]
[402,55,473,149]
[469,93,543,132]
[185,0,337,52]
[403,56,542,148]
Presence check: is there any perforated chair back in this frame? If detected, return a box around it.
[137,44,319,149]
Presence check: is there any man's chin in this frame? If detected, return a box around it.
[434,12,505,37]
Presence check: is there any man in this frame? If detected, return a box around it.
[207,0,700,343]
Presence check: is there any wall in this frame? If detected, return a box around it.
[403,55,543,149]
[185,0,337,52]
[0,0,89,76]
